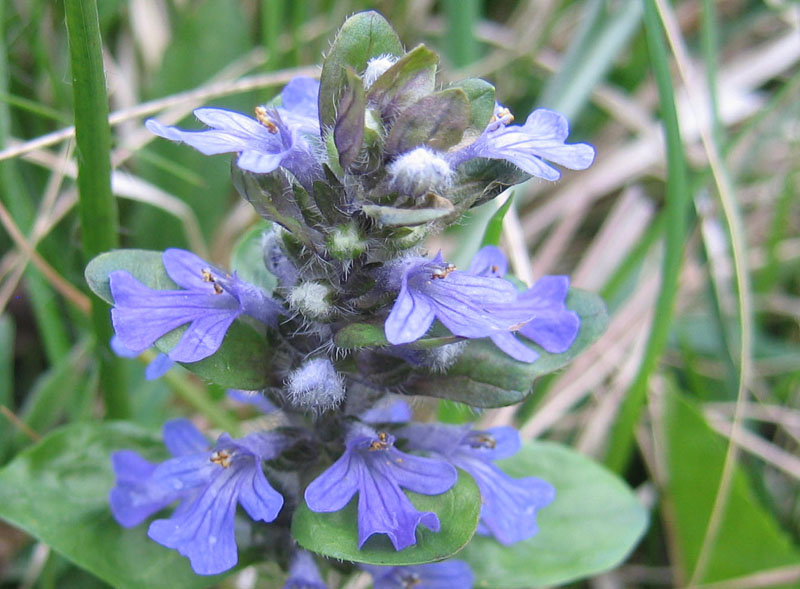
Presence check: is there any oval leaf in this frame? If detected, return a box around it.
[318,11,403,128]
[460,441,648,587]
[404,289,608,407]
[0,422,228,588]
[367,44,438,118]
[85,249,273,389]
[291,470,480,565]
[385,89,470,154]
[450,78,495,131]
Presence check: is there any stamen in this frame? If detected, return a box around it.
[210,449,233,468]
[431,263,456,279]
[491,265,499,274]
[213,283,224,295]
[490,106,515,126]
[254,106,279,133]
[401,573,422,588]
[368,431,390,451]
[201,268,214,282]
[469,433,497,450]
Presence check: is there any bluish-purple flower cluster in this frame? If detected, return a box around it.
[102,12,599,585]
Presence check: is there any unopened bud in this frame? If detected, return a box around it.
[326,224,367,260]
[288,281,334,319]
[286,357,345,412]
[363,54,397,89]
[387,147,453,198]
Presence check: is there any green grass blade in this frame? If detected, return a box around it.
[603,2,690,472]
[444,0,481,67]
[538,0,643,119]
[64,0,129,418]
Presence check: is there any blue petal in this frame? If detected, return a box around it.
[489,331,539,363]
[385,279,436,344]
[162,248,222,291]
[376,448,457,496]
[280,77,320,120]
[109,450,180,528]
[148,465,243,575]
[368,560,475,589]
[466,245,507,277]
[162,418,209,457]
[166,310,239,362]
[284,550,326,589]
[356,461,440,550]
[145,353,174,380]
[229,462,283,523]
[304,448,360,513]
[457,456,554,545]
[360,397,412,424]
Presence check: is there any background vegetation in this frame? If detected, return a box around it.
[1,0,798,587]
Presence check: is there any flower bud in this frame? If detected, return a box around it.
[286,357,345,412]
[288,281,335,319]
[387,147,454,198]
[363,54,397,89]
[326,224,367,260]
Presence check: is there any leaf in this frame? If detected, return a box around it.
[385,89,470,154]
[480,191,514,247]
[318,11,403,129]
[367,44,438,118]
[85,249,274,390]
[460,441,648,587]
[334,321,458,350]
[292,470,480,565]
[404,289,608,407]
[450,78,495,131]
[361,195,455,227]
[230,222,278,294]
[334,68,366,170]
[231,166,321,249]
[661,389,800,585]
[0,422,227,588]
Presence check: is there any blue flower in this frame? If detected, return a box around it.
[363,560,474,589]
[110,248,283,363]
[284,550,327,589]
[304,425,457,550]
[400,423,554,545]
[146,77,322,183]
[383,252,523,345]
[466,246,580,363]
[148,430,288,575]
[109,418,208,527]
[383,247,579,363]
[447,105,595,181]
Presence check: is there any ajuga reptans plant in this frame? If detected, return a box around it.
[87,11,607,586]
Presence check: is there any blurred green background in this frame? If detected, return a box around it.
[1,0,799,587]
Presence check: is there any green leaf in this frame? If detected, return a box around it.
[318,11,403,129]
[85,249,177,305]
[460,441,648,587]
[480,191,514,247]
[292,469,480,565]
[405,289,608,407]
[231,166,321,249]
[85,249,273,390]
[334,68,366,170]
[450,78,495,131]
[385,89,470,154]
[361,195,455,227]
[0,422,227,588]
[367,44,438,117]
[230,222,278,294]
[661,389,800,585]
[334,321,458,350]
